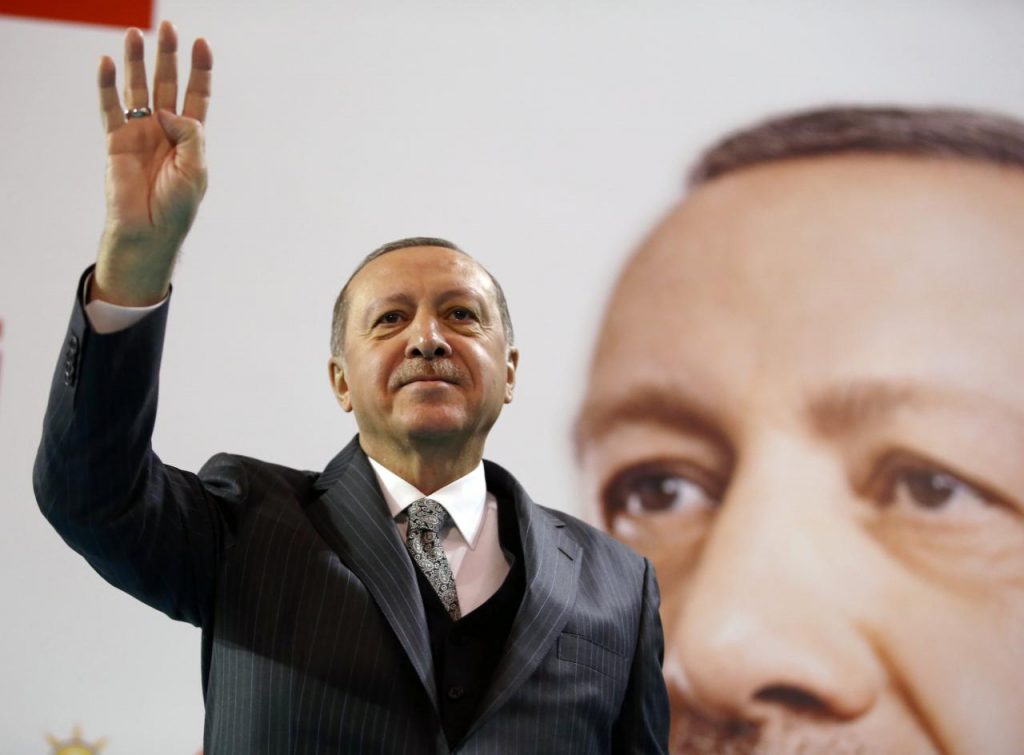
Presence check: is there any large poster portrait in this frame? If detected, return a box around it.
[577,107,1024,753]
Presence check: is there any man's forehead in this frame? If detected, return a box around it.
[361,244,478,273]
[355,246,485,283]
[347,246,495,306]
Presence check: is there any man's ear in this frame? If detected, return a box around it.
[328,356,353,412]
[504,347,519,404]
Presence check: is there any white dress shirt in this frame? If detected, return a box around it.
[82,282,512,617]
[367,457,511,616]
[82,274,165,333]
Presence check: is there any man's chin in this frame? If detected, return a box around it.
[393,395,499,442]
[404,425,465,443]
[397,411,471,444]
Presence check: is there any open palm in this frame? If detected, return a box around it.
[94,22,212,305]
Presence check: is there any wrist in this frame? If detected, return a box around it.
[94,231,177,306]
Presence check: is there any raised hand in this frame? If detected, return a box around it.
[93,21,212,306]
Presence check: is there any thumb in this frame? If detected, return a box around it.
[156,109,204,161]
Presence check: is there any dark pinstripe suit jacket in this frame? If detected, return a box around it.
[34,279,669,754]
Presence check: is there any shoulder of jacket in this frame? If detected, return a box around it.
[198,452,316,502]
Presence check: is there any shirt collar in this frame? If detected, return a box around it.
[366,456,489,547]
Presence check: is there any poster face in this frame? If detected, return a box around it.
[576,109,1024,753]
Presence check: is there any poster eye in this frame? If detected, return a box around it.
[886,467,988,512]
[603,463,719,519]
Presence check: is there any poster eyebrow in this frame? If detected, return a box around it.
[574,384,729,458]
[804,378,1024,438]
[806,380,920,437]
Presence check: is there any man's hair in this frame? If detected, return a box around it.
[687,105,1024,187]
[330,236,515,358]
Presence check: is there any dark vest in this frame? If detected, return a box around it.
[413,490,526,747]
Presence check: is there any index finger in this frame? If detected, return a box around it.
[181,37,213,123]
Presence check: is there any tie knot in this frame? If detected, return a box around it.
[407,497,448,535]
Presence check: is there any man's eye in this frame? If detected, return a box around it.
[376,312,403,325]
[450,308,475,321]
[602,463,719,518]
[886,467,990,512]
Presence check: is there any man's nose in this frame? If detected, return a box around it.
[405,315,452,360]
[669,444,883,724]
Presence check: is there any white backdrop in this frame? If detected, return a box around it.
[3,1,1023,751]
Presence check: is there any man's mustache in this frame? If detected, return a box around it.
[388,360,465,391]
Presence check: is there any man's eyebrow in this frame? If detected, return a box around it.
[573,383,728,457]
[435,287,487,304]
[366,293,415,312]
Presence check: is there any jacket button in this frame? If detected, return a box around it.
[447,685,464,701]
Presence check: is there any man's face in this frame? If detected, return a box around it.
[331,246,517,456]
[577,156,1024,754]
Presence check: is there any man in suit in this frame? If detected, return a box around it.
[34,21,668,753]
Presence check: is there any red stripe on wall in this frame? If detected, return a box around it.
[0,0,153,29]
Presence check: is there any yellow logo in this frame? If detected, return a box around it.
[45,725,107,755]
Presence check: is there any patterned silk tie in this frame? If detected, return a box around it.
[405,497,462,621]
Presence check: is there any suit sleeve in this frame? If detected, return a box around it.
[33,268,234,628]
[612,556,670,753]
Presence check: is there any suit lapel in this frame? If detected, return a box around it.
[470,461,582,732]
[309,437,439,712]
